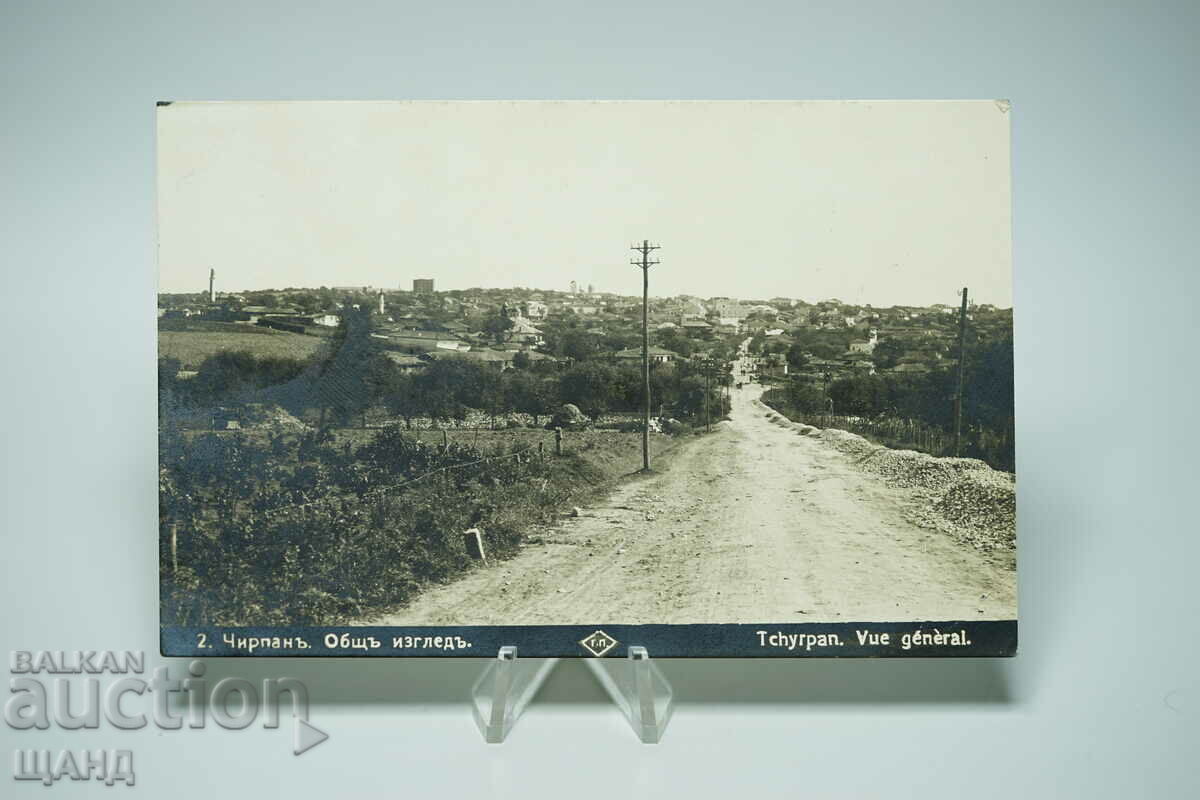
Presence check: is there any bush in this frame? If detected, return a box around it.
[160,425,554,625]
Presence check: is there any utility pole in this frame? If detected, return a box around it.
[954,286,969,457]
[631,240,660,472]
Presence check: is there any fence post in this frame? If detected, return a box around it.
[554,427,563,457]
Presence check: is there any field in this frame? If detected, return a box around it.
[158,321,329,368]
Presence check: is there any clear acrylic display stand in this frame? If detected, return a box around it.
[470,645,674,743]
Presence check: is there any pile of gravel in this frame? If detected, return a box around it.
[818,429,878,459]
[906,471,1016,552]
[814,425,1015,552]
[934,471,1016,547]
[861,449,991,492]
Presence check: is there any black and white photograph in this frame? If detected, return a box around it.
[156,100,1015,656]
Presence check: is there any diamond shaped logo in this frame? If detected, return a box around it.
[579,630,619,657]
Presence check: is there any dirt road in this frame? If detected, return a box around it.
[367,382,1016,625]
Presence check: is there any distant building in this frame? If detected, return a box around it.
[614,346,678,365]
[382,353,427,373]
[506,317,545,346]
[523,300,548,319]
[412,278,435,293]
[761,353,789,377]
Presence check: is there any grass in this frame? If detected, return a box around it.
[328,426,685,482]
[159,324,329,369]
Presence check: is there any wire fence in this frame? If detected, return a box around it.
[260,442,546,519]
[788,412,1015,472]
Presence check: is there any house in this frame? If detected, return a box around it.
[613,346,678,365]
[438,349,515,371]
[383,353,427,373]
[890,362,929,374]
[761,353,789,377]
[522,300,548,320]
[384,331,469,354]
[712,301,747,320]
[311,313,340,327]
[506,317,545,346]
[680,319,711,331]
[667,298,707,318]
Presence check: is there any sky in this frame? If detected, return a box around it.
[156,101,1011,307]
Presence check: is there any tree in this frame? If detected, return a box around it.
[559,362,618,418]
[828,375,890,415]
[748,330,767,355]
[546,325,597,362]
[482,311,514,344]
[382,371,422,429]
[672,374,728,423]
[191,351,308,405]
[785,343,809,371]
[657,327,694,358]
[785,380,825,414]
[872,337,905,370]
[505,371,556,425]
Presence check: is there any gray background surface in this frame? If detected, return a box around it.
[1,1,1196,796]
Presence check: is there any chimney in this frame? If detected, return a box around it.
[208,268,215,303]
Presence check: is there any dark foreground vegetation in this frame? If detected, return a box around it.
[160,423,685,625]
[762,335,1014,472]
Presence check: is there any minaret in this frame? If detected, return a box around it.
[378,289,385,315]
[208,268,215,303]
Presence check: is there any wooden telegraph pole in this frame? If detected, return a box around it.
[631,240,660,472]
[954,286,969,457]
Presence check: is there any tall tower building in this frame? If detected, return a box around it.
[378,289,386,315]
[208,268,215,303]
